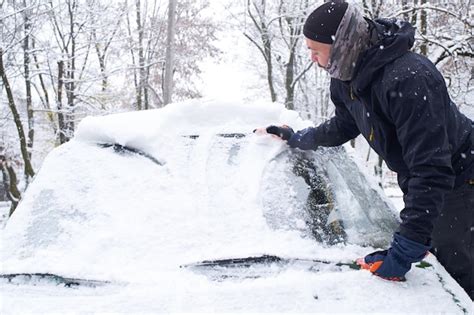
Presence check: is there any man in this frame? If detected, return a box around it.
[258,1,473,299]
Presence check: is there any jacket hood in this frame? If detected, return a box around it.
[352,18,416,93]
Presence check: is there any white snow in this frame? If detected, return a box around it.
[1,99,472,313]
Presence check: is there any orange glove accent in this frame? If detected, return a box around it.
[356,258,382,272]
[356,258,405,281]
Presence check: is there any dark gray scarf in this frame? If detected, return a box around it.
[326,4,370,81]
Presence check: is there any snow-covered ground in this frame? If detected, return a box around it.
[1,100,471,314]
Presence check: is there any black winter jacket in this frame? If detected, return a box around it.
[288,19,473,245]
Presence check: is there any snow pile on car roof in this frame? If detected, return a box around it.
[75,99,312,148]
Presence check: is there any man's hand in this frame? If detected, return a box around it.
[356,232,430,281]
[253,125,295,141]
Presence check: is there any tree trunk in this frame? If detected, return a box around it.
[282,7,308,111]
[163,0,176,105]
[371,0,377,17]
[361,0,371,17]
[411,0,418,26]
[99,53,107,92]
[261,4,277,103]
[401,0,409,21]
[92,30,108,92]
[92,9,122,93]
[0,48,35,179]
[420,0,428,56]
[245,0,277,103]
[31,40,50,109]
[266,50,277,102]
[0,156,22,217]
[144,79,150,109]
[284,48,295,110]
[372,0,382,17]
[375,155,384,187]
[125,4,139,109]
[66,0,76,137]
[135,0,144,110]
[22,0,34,165]
[57,60,68,144]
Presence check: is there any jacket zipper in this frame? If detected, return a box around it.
[351,86,375,142]
[369,127,375,142]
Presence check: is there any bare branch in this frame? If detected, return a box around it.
[392,5,473,28]
[291,61,313,89]
[243,32,269,64]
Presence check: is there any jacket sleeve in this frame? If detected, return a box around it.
[388,75,455,245]
[288,83,360,150]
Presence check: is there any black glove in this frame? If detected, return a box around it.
[265,125,295,141]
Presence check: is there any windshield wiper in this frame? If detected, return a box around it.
[0,273,111,288]
[98,143,164,166]
[182,255,360,281]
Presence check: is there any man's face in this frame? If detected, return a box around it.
[306,38,332,69]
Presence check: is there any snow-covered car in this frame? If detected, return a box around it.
[1,100,471,313]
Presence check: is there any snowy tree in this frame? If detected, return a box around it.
[359,0,473,110]
[0,1,39,186]
[244,0,278,102]
[0,48,35,180]
[1,0,220,214]
[162,0,220,101]
[396,1,473,111]
[88,1,125,94]
[243,0,328,118]
[124,0,219,109]
[47,0,88,142]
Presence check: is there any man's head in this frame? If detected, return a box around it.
[303,1,348,68]
[303,1,369,81]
